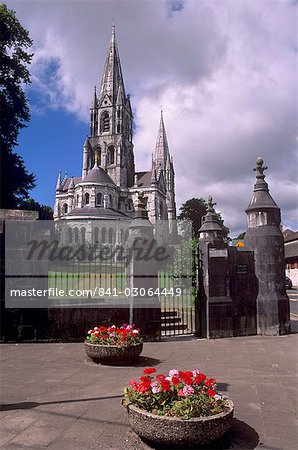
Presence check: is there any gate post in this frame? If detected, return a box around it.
[126,194,161,341]
[198,196,233,338]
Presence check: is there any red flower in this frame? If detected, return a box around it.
[180,372,193,385]
[195,373,207,384]
[99,326,107,332]
[140,376,151,383]
[121,335,126,341]
[171,376,180,386]
[206,388,216,397]
[205,378,216,387]
[137,381,150,393]
[156,374,166,381]
[129,380,138,390]
[143,368,156,375]
[161,379,171,392]
[102,334,108,339]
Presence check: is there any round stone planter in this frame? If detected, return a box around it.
[125,400,234,448]
[84,341,143,365]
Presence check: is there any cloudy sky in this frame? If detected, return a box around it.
[7,0,298,236]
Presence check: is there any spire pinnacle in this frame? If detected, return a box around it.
[99,23,125,104]
[253,157,269,192]
[56,171,62,191]
[154,111,170,167]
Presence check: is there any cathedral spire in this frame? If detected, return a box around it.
[99,23,125,104]
[154,110,170,168]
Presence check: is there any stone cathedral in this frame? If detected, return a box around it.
[53,25,176,240]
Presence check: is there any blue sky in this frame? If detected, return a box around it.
[7,0,298,236]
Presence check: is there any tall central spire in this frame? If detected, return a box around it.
[99,24,125,104]
[154,110,170,167]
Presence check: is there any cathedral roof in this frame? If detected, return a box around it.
[81,166,115,185]
[135,171,152,188]
[62,177,82,191]
[67,206,129,220]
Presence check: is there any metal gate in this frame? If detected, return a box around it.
[159,245,197,336]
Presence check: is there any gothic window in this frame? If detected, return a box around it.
[101,111,110,132]
[109,194,113,208]
[74,228,79,243]
[127,199,133,211]
[116,122,121,133]
[93,227,99,243]
[94,146,101,165]
[84,193,90,205]
[117,109,121,118]
[81,227,86,244]
[108,227,113,244]
[68,228,72,244]
[101,227,106,243]
[96,192,102,206]
[107,146,115,165]
[76,195,79,207]
[63,203,68,214]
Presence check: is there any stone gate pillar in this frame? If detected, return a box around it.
[244,157,290,335]
[126,194,161,341]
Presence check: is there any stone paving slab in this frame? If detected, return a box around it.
[0,335,297,449]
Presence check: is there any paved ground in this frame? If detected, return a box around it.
[0,333,297,450]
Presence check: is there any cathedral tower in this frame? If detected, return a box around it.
[83,24,135,187]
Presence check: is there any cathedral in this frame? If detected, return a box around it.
[53,25,176,242]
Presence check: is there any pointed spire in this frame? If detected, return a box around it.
[116,84,124,105]
[99,23,126,104]
[91,86,97,109]
[84,136,89,148]
[56,171,62,191]
[68,177,75,190]
[154,110,170,168]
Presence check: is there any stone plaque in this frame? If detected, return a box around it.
[209,249,228,258]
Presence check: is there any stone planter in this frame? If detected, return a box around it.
[125,400,234,448]
[84,341,143,365]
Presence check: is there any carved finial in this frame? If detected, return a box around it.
[253,157,267,179]
[207,195,216,213]
[137,191,145,210]
[112,22,116,42]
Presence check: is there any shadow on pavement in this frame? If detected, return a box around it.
[0,393,123,411]
[137,419,259,449]
[85,355,163,367]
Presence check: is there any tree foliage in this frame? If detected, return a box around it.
[178,197,230,241]
[0,4,35,208]
[19,198,54,220]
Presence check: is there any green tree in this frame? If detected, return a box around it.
[0,4,35,208]
[178,197,230,241]
[20,198,54,220]
[178,198,207,238]
[236,232,246,240]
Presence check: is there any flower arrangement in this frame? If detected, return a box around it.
[86,324,141,347]
[123,368,229,419]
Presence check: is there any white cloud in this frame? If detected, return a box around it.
[7,0,298,236]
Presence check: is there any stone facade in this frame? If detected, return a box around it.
[54,25,176,240]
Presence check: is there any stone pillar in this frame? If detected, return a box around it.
[244,157,290,335]
[198,196,233,338]
[126,194,161,341]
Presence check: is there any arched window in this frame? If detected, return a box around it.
[93,227,99,243]
[63,203,68,214]
[116,122,121,133]
[107,146,115,165]
[74,228,79,243]
[94,146,101,165]
[76,195,79,207]
[109,194,113,208]
[81,227,86,244]
[68,228,72,243]
[117,109,121,118]
[96,192,102,206]
[84,193,90,205]
[101,227,106,243]
[108,227,113,244]
[127,199,133,211]
[101,111,110,132]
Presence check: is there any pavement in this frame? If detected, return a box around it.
[0,332,298,450]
